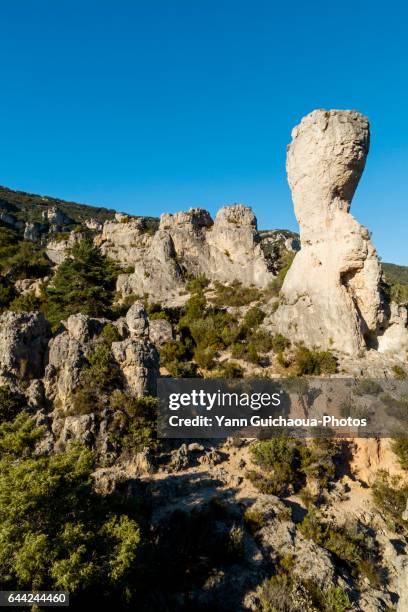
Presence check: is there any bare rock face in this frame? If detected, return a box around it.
[44,314,103,406]
[377,303,408,358]
[149,318,173,346]
[275,109,387,354]
[46,230,84,264]
[111,302,159,396]
[102,204,274,303]
[397,556,408,611]
[0,311,50,381]
[117,229,185,302]
[207,205,272,286]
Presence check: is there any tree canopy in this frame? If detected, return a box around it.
[0,411,143,607]
[44,238,118,326]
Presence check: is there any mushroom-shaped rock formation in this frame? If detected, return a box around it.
[275,109,387,354]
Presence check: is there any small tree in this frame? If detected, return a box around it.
[44,238,118,327]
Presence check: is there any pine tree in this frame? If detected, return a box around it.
[44,238,118,327]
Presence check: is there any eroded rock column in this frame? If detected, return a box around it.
[275,109,385,354]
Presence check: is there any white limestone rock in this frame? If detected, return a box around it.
[274,109,390,354]
[0,311,50,380]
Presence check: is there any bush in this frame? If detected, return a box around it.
[0,281,17,312]
[111,394,159,454]
[186,274,209,294]
[160,340,189,364]
[243,306,265,329]
[70,341,122,415]
[249,438,340,497]
[249,438,302,495]
[271,334,290,353]
[257,573,351,612]
[372,470,408,532]
[212,280,262,307]
[393,365,407,380]
[193,345,216,370]
[9,291,43,313]
[294,346,337,375]
[0,386,23,424]
[0,414,143,604]
[299,509,382,586]
[219,361,244,378]
[264,251,295,298]
[353,379,383,396]
[101,322,121,344]
[0,226,50,280]
[392,438,408,469]
[380,393,408,422]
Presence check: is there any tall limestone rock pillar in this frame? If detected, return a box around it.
[276,109,385,354]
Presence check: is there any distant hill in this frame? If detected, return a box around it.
[0,185,116,225]
[382,262,408,285]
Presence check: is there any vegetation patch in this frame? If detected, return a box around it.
[298,510,382,587]
[248,437,340,497]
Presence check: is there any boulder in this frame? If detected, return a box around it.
[58,413,96,447]
[0,311,50,380]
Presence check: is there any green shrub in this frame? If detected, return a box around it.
[390,282,408,305]
[294,346,337,375]
[264,252,295,298]
[393,365,407,380]
[111,394,159,454]
[353,379,383,396]
[250,329,273,353]
[0,414,143,604]
[219,361,244,378]
[372,470,408,532]
[392,438,408,469]
[186,274,209,294]
[0,226,50,280]
[194,345,216,370]
[243,306,265,328]
[0,281,17,312]
[160,340,190,368]
[380,394,408,422]
[249,438,340,497]
[257,573,351,612]
[271,334,290,353]
[70,341,122,414]
[0,386,23,424]
[299,510,381,586]
[9,291,43,313]
[212,280,262,307]
[101,322,121,344]
[249,438,302,495]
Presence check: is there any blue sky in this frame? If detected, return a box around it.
[0,1,407,264]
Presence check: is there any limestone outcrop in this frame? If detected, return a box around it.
[111,302,159,396]
[100,204,274,302]
[273,109,400,354]
[44,306,159,407]
[0,311,50,381]
[44,314,103,405]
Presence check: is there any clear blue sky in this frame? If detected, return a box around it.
[0,1,407,264]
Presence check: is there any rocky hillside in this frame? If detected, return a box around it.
[0,109,408,610]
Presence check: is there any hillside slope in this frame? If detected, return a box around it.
[0,185,116,224]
